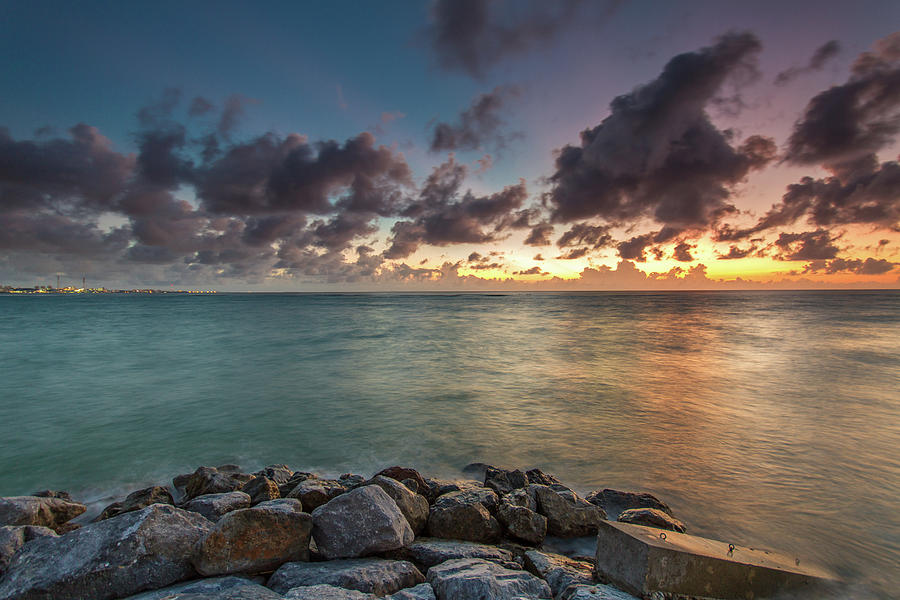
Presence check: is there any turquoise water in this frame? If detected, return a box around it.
[1,291,898,596]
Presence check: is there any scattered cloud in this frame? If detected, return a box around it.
[429,85,521,153]
[775,40,841,85]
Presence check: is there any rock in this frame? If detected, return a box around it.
[312,485,414,559]
[96,486,174,521]
[497,497,547,546]
[426,558,552,600]
[424,478,483,500]
[461,462,495,479]
[255,464,295,486]
[387,537,517,570]
[54,522,81,535]
[525,469,564,487]
[256,498,305,513]
[524,550,595,598]
[505,488,537,511]
[401,479,420,493]
[216,464,243,474]
[183,466,246,501]
[584,489,672,521]
[617,508,685,533]
[30,490,71,501]
[531,485,606,538]
[339,473,368,489]
[242,476,281,505]
[369,476,429,535]
[426,489,501,543]
[121,575,281,599]
[0,496,86,530]
[287,479,346,511]
[484,467,529,495]
[558,584,639,600]
[283,584,375,599]
[375,467,429,498]
[387,583,437,599]
[279,472,316,497]
[0,526,56,576]
[267,558,424,596]
[193,504,313,576]
[173,472,193,496]
[183,491,251,522]
[0,504,212,600]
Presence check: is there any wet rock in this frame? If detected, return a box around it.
[369,476,429,535]
[424,478,483,500]
[387,583,437,600]
[183,491,251,522]
[121,575,281,599]
[256,497,305,513]
[0,504,211,600]
[558,584,639,600]
[524,550,595,598]
[0,526,56,576]
[30,490,71,501]
[287,479,346,511]
[183,466,246,501]
[401,479,420,493]
[267,558,424,596]
[339,473,368,489]
[585,489,672,521]
[283,584,375,599]
[255,464,295,486]
[531,485,606,538]
[95,486,174,521]
[426,558,552,600]
[242,476,281,505]
[497,493,547,546]
[426,489,501,543]
[525,469,564,487]
[0,496,86,530]
[54,522,81,535]
[193,504,313,576]
[376,467,429,498]
[279,472,317,497]
[387,537,517,570]
[617,508,685,533]
[173,472,193,496]
[485,467,529,496]
[312,485,414,559]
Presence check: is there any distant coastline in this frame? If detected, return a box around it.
[0,286,216,295]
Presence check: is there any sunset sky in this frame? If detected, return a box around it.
[1,0,899,290]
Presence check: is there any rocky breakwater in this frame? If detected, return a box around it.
[0,463,839,600]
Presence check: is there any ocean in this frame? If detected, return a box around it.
[1,291,897,596]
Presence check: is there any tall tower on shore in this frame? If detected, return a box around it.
[57,274,60,289]
[83,275,86,289]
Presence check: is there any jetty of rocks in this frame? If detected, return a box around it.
[0,464,840,600]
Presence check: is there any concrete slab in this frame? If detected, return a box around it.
[595,519,840,599]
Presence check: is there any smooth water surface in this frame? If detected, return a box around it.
[1,292,898,596]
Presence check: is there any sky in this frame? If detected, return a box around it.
[1,0,899,290]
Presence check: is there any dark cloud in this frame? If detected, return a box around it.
[556,247,589,260]
[385,157,527,258]
[189,97,215,117]
[785,32,900,169]
[548,32,775,229]
[533,253,544,260]
[556,223,613,248]
[717,244,757,259]
[803,257,896,275]
[775,40,841,85]
[524,223,553,246]
[426,0,602,79]
[515,266,546,275]
[773,229,841,261]
[673,242,694,262]
[429,85,520,153]
[616,227,680,261]
[218,94,256,137]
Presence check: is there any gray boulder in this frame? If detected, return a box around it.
[312,485,414,559]
[121,576,280,599]
[386,583,437,600]
[617,508,685,533]
[497,501,547,546]
[387,537,517,570]
[182,491,251,522]
[375,467,429,498]
[0,504,212,600]
[287,479,346,511]
[255,464,295,486]
[424,478,483,499]
[256,498,305,513]
[0,526,56,576]
[585,489,672,521]
[525,469,564,487]
[426,558,552,600]
[0,496,86,530]
[559,584,639,600]
[426,489,501,543]
[183,466,246,501]
[279,472,317,497]
[242,476,281,505]
[339,473,368,489]
[96,486,174,521]
[193,504,313,576]
[267,558,424,596]
[531,485,606,538]
[484,467,529,496]
[284,585,374,599]
[369,476,429,535]
[524,550,595,598]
